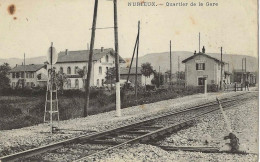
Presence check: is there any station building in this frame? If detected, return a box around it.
[182,47,228,87]
[48,47,125,89]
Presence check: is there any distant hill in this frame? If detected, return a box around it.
[126,51,258,73]
[1,51,258,73]
[0,56,46,68]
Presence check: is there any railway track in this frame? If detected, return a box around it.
[0,92,256,162]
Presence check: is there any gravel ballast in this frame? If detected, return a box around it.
[0,89,258,159]
[88,92,258,162]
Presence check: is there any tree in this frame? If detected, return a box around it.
[151,72,164,87]
[53,71,67,94]
[0,63,11,91]
[141,62,154,88]
[105,67,116,90]
[77,68,85,88]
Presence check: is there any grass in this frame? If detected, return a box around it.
[0,85,218,130]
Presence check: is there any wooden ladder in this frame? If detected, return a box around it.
[44,78,59,127]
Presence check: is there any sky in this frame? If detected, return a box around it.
[0,0,258,59]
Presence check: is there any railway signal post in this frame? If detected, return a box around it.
[45,42,59,134]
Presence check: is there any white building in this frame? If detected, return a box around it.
[120,67,155,86]
[182,47,227,87]
[49,48,125,89]
[9,64,48,88]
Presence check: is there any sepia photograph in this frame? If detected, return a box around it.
[0,0,258,161]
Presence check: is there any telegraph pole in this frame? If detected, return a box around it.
[23,53,26,88]
[135,21,140,100]
[158,66,160,87]
[170,40,172,82]
[245,57,247,81]
[113,0,121,117]
[199,32,200,53]
[178,56,180,85]
[220,47,223,90]
[84,0,98,117]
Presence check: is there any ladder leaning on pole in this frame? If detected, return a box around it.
[44,72,59,126]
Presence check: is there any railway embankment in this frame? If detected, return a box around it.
[0,88,257,158]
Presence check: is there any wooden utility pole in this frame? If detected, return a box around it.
[135,21,140,100]
[199,32,200,53]
[126,24,139,85]
[245,57,247,81]
[178,56,180,85]
[242,58,244,83]
[220,47,223,90]
[23,53,25,88]
[158,66,160,87]
[84,0,98,117]
[113,0,121,117]
[170,40,172,82]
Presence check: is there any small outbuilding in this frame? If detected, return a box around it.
[182,47,225,87]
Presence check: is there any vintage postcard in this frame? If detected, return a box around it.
[0,0,258,161]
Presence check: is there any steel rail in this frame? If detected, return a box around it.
[0,92,253,162]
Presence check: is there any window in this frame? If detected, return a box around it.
[67,79,71,88]
[106,67,108,72]
[37,74,42,80]
[75,66,78,74]
[106,55,109,62]
[21,72,24,78]
[97,79,99,87]
[12,73,15,78]
[60,67,63,73]
[16,73,20,78]
[99,66,102,74]
[32,73,34,78]
[12,82,15,88]
[75,79,79,88]
[26,72,28,78]
[198,77,205,86]
[67,67,71,74]
[196,63,205,70]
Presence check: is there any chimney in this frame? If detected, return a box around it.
[65,49,68,55]
[194,50,197,55]
[202,46,205,54]
[87,43,90,50]
[101,47,104,52]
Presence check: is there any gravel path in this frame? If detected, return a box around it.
[90,91,258,162]
[0,89,257,158]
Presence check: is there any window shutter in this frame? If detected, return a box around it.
[203,63,205,70]
[196,64,198,70]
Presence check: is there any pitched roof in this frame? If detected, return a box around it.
[182,53,225,64]
[120,67,142,75]
[233,69,251,73]
[10,64,46,72]
[56,48,125,63]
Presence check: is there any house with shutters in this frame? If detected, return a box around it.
[48,47,125,89]
[9,64,48,88]
[182,46,228,87]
